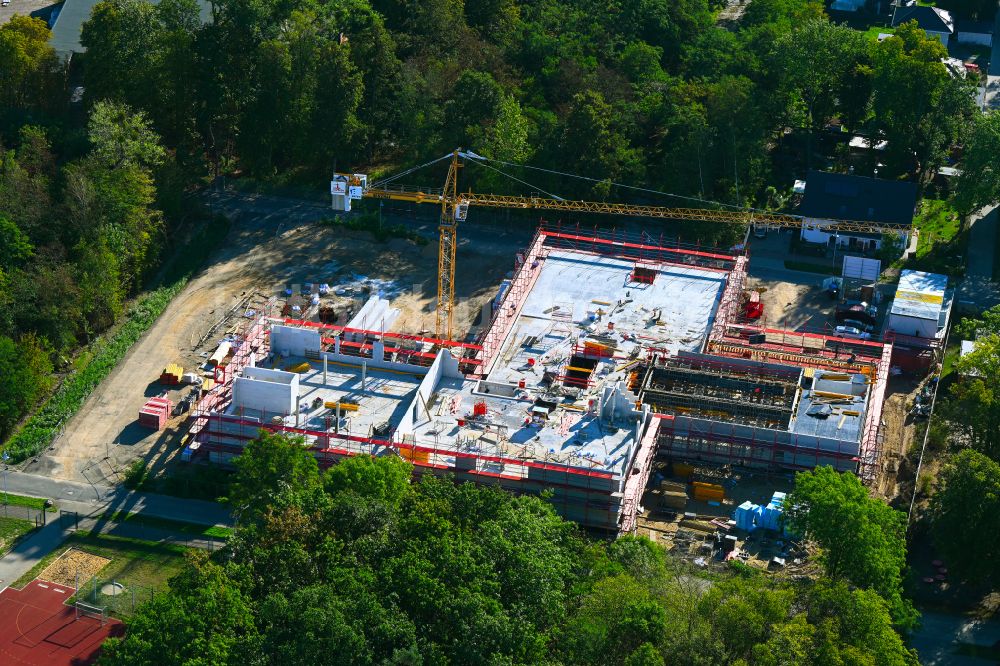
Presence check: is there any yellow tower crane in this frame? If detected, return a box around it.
[332,150,905,341]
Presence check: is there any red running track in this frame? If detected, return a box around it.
[0,580,124,665]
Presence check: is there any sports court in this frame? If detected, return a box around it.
[0,580,124,665]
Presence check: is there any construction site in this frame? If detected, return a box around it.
[180,219,892,535]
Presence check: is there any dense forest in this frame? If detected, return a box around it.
[98,433,919,666]
[0,0,988,444]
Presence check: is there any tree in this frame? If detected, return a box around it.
[929,449,1000,584]
[956,110,1000,215]
[324,453,412,507]
[0,215,33,270]
[946,334,1000,461]
[443,70,505,147]
[954,303,1000,340]
[98,554,260,665]
[228,431,321,519]
[558,90,644,198]
[871,22,976,181]
[785,466,916,627]
[88,101,166,170]
[0,16,64,112]
[0,334,52,439]
[81,0,160,110]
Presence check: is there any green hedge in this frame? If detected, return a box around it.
[2,215,232,463]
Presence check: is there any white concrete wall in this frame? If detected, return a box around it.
[887,313,937,339]
[271,325,322,357]
[232,370,299,415]
[346,296,400,339]
[320,348,432,375]
[244,366,296,384]
[396,349,462,436]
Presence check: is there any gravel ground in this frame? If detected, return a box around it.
[39,548,109,587]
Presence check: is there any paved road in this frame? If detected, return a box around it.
[977,13,1000,111]
[1,470,230,526]
[958,205,1000,313]
[0,470,230,591]
[0,522,70,591]
[911,609,1000,665]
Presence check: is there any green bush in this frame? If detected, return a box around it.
[123,460,150,490]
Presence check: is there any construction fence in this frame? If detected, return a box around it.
[74,575,156,618]
[1,503,49,527]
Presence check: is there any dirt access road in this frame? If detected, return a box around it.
[24,190,534,485]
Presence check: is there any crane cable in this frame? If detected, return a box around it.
[368,152,455,189]
[463,154,773,214]
[463,159,567,202]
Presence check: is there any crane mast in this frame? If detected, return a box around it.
[437,151,463,340]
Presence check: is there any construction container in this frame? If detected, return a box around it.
[160,364,183,385]
[138,396,172,430]
[691,481,725,502]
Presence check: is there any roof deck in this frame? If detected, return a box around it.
[485,249,727,390]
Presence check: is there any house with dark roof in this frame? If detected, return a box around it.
[891,5,955,46]
[799,170,918,253]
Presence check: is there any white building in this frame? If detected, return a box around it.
[798,170,916,253]
[887,270,952,341]
[892,6,955,46]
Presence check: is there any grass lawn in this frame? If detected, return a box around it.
[12,532,191,591]
[1,493,56,512]
[862,25,895,41]
[0,516,36,555]
[899,199,965,277]
[102,510,232,540]
[940,336,962,379]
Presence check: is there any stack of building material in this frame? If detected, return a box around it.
[759,491,786,532]
[734,500,761,531]
[138,396,173,429]
[160,364,183,385]
[691,482,725,502]
[659,480,688,511]
[208,341,232,367]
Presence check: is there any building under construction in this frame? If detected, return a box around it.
[185,223,891,533]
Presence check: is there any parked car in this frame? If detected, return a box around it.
[835,301,877,326]
[841,319,873,333]
[835,325,871,340]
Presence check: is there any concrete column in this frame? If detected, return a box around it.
[334,334,341,354]
[362,361,367,391]
[323,355,328,386]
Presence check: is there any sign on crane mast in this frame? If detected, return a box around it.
[330,173,367,212]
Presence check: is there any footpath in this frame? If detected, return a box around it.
[0,471,231,591]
